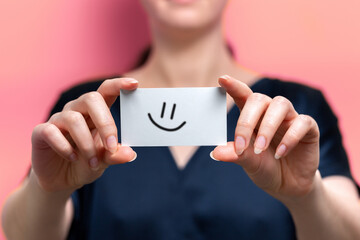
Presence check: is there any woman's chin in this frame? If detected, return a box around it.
[143,0,227,33]
[167,0,200,5]
[155,8,218,31]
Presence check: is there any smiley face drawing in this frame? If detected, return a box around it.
[148,102,186,132]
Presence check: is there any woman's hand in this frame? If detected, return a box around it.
[212,75,320,202]
[31,78,138,193]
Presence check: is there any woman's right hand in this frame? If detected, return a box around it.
[30,78,138,193]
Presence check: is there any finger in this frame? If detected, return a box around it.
[92,131,136,166]
[218,75,253,109]
[274,114,319,159]
[254,96,298,154]
[64,91,118,154]
[103,144,137,165]
[97,77,139,107]
[211,142,239,162]
[211,141,263,175]
[49,111,97,161]
[32,123,77,162]
[234,93,272,155]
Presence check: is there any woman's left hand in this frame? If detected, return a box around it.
[212,75,320,202]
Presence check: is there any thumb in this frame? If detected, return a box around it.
[211,141,264,175]
[103,144,137,165]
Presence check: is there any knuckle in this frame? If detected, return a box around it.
[250,93,267,102]
[102,79,112,87]
[273,96,290,107]
[40,123,57,138]
[32,124,45,138]
[58,141,71,154]
[287,128,301,142]
[98,119,115,130]
[261,118,277,129]
[79,143,94,153]
[298,114,312,125]
[64,111,84,125]
[63,100,75,111]
[84,91,102,103]
[237,120,253,130]
[48,112,61,123]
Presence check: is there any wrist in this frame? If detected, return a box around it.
[281,170,325,213]
[28,170,74,203]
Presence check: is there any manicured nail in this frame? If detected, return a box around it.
[209,151,219,161]
[128,152,137,163]
[235,136,245,155]
[125,78,138,84]
[254,135,266,155]
[219,75,231,80]
[69,153,77,162]
[89,157,99,170]
[275,144,287,159]
[106,135,118,154]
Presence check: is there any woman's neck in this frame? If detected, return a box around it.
[127,21,260,88]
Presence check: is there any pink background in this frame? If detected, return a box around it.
[1,0,359,238]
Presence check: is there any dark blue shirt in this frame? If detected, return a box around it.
[50,77,356,240]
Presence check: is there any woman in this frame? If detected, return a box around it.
[2,0,360,239]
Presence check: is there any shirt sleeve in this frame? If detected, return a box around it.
[310,91,350,178]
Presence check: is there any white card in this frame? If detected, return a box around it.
[120,87,227,146]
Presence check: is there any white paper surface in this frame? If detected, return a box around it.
[120,87,227,146]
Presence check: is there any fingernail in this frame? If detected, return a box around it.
[254,135,266,155]
[219,75,231,80]
[89,157,99,170]
[125,78,138,84]
[128,152,137,163]
[275,144,287,159]
[106,135,118,154]
[235,136,245,155]
[69,153,77,162]
[209,151,219,161]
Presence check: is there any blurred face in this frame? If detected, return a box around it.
[140,0,229,31]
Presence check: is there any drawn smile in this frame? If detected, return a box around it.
[148,102,186,132]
